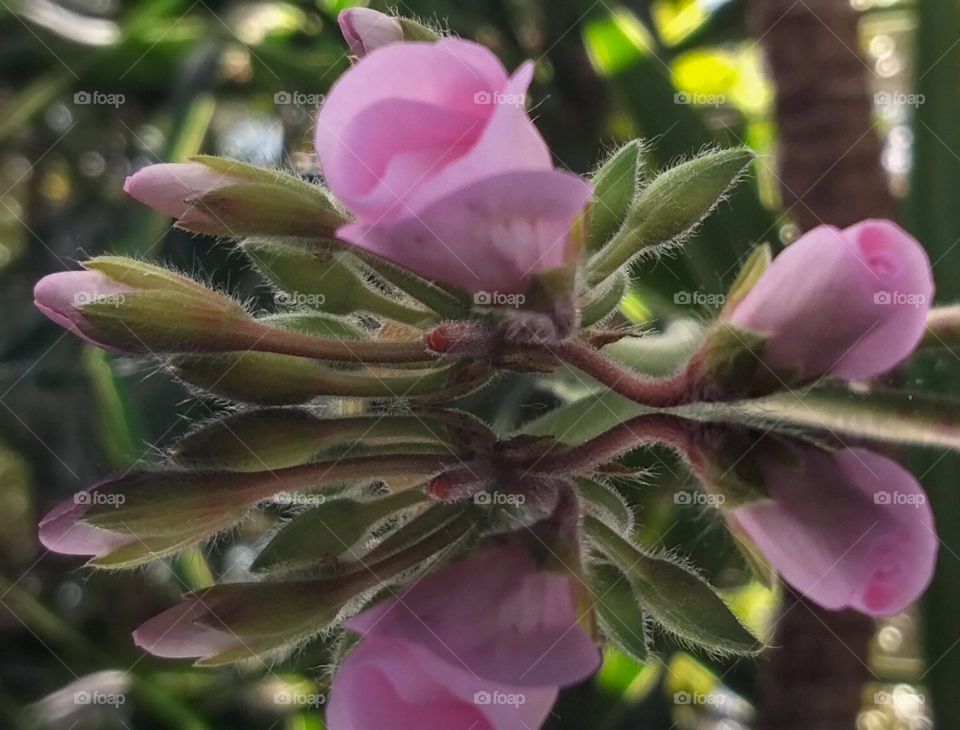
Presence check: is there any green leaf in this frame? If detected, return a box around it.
[592,562,650,662]
[585,517,761,656]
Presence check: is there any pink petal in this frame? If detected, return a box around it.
[38,480,133,558]
[346,543,600,687]
[730,221,933,381]
[733,447,937,616]
[337,169,592,294]
[316,39,508,218]
[132,598,235,660]
[406,62,552,213]
[34,270,135,350]
[831,220,934,379]
[327,637,557,730]
[124,163,236,219]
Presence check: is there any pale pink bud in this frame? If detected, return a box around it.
[123,162,241,228]
[38,479,134,559]
[33,270,135,351]
[132,598,235,660]
[338,8,403,57]
[315,39,591,294]
[729,220,934,381]
[732,446,937,616]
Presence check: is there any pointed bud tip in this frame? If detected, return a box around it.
[339,8,404,57]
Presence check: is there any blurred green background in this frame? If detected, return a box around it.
[1,0,957,728]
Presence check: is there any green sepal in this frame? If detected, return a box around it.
[185,183,347,238]
[588,140,645,251]
[397,17,441,42]
[585,516,761,656]
[574,477,633,532]
[169,412,462,472]
[244,239,435,325]
[251,490,429,573]
[579,270,628,327]
[190,155,347,229]
[81,289,250,354]
[690,322,769,400]
[587,148,755,285]
[591,562,650,662]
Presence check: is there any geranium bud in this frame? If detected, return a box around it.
[33,270,136,351]
[126,159,347,238]
[315,38,592,295]
[725,220,934,387]
[338,8,404,56]
[124,162,238,220]
[33,258,249,355]
[728,442,937,616]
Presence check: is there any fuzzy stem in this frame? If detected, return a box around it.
[555,338,692,407]
[534,412,694,475]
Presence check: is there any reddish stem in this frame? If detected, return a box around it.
[554,339,693,407]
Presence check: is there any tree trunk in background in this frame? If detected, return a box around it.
[751,0,897,230]
[748,1,893,728]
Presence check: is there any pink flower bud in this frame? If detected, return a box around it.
[315,39,592,294]
[338,8,403,57]
[132,597,236,660]
[731,446,937,616]
[33,270,135,351]
[38,479,134,559]
[328,542,600,729]
[729,220,934,381]
[123,162,240,228]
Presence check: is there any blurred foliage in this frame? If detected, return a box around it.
[0,0,952,728]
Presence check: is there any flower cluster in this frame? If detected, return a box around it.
[33,8,941,730]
